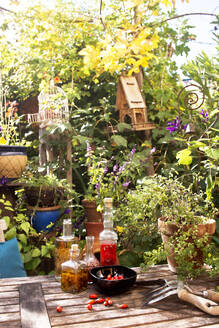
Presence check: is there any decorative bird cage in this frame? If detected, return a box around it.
[27,80,69,127]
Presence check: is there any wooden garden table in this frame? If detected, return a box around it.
[0,264,219,328]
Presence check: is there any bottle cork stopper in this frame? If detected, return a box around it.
[71,244,79,252]
[104,197,113,207]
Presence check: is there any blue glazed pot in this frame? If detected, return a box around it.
[29,205,61,233]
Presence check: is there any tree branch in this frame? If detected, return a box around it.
[154,12,218,27]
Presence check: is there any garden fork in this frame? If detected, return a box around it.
[142,279,219,315]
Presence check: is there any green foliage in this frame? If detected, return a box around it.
[0,195,55,275]
[115,174,217,280]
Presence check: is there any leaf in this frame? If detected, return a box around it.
[25,258,41,270]
[203,148,219,161]
[5,227,16,240]
[23,251,33,263]
[117,122,132,132]
[41,245,49,257]
[20,222,30,235]
[111,135,127,147]
[17,233,27,245]
[176,149,192,165]
[32,248,41,257]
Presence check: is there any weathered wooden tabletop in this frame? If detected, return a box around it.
[1,264,219,328]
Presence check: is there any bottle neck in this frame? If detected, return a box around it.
[86,236,94,256]
[103,206,113,228]
[63,219,73,238]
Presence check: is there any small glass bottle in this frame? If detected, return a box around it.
[99,198,118,266]
[55,219,75,281]
[84,236,100,283]
[61,244,88,293]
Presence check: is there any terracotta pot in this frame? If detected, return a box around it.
[82,199,103,222]
[158,217,216,273]
[85,221,104,254]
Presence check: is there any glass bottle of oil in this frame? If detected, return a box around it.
[84,236,100,283]
[55,219,75,281]
[61,244,88,293]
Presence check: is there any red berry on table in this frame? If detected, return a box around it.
[120,304,128,309]
[96,298,105,304]
[104,300,108,306]
[89,293,98,299]
[88,299,95,305]
[87,303,93,311]
[107,299,113,306]
[56,306,63,313]
[107,274,112,280]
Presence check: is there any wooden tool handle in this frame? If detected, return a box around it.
[178,289,219,316]
[205,290,219,303]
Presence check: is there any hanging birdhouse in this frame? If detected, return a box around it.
[116,75,155,131]
[27,80,69,127]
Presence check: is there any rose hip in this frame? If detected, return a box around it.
[56,306,63,313]
[120,304,128,309]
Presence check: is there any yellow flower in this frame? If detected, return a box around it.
[116,226,124,233]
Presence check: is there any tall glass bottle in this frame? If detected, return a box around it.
[55,219,75,281]
[84,236,100,283]
[61,244,88,293]
[99,198,118,266]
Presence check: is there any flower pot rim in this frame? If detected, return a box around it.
[27,205,61,211]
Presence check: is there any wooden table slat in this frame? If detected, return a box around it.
[19,282,51,328]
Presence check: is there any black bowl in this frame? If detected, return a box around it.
[90,265,137,295]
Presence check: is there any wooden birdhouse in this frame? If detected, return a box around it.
[27,80,69,128]
[116,75,154,131]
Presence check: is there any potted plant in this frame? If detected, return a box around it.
[19,172,76,233]
[115,174,217,280]
[83,140,155,253]
[0,75,29,182]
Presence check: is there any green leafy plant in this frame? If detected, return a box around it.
[85,140,156,210]
[115,174,218,280]
[0,195,55,275]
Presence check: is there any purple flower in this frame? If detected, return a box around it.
[200,109,208,122]
[130,144,136,159]
[166,117,181,134]
[103,166,108,174]
[113,163,118,172]
[1,176,7,185]
[0,126,1,133]
[96,182,100,191]
[123,181,131,187]
[64,208,71,215]
[149,147,156,155]
[118,162,128,174]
